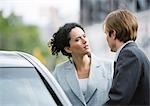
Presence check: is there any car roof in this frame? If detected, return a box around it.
[0,51,33,67]
[0,50,72,105]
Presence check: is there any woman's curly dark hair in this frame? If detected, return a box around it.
[48,23,85,58]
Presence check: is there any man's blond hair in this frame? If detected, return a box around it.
[104,9,138,42]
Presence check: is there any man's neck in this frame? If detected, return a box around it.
[116,39,124,50]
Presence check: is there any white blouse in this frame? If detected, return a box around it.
[78,78,88,96]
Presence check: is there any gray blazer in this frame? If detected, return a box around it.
[53,54,113,106]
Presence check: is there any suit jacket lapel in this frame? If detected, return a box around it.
[113,61,116,78]
[85,69,97,103]
[65,63,85,104]
[85,55,102,103]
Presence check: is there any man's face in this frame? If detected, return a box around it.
[104,28,117,52]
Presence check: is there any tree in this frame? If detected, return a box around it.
[0,11,42,52]
[0,10,68,70]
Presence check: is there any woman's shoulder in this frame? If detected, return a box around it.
[53,60,71,76]
[91,53,114,64]
[55,60,71,69]
[91,53,114,78]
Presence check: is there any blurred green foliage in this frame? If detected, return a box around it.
[0,11,42,52]
[0,10,67,71]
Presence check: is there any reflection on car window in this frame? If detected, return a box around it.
[0,67,57,106]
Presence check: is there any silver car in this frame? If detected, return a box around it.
[0,51,72,106]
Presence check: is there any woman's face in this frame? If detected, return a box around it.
[65,27,91,56]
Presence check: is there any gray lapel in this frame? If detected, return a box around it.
[65,63,86,104]
[85,54,103,103]
[85,71,97,103]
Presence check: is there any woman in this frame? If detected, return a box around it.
[48,23,113,106]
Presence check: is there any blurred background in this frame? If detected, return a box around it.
[0,0,150,71]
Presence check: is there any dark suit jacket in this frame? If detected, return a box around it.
[104,42,150,105]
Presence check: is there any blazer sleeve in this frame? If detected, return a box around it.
[105,49,141,105]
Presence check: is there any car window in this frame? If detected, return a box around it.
[0,67,57,106]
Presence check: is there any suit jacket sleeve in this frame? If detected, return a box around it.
[105,49,141,105]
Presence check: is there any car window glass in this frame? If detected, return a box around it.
[0,67,57,106]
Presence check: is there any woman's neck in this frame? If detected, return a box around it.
[72,54,91,79]
[72,54,90,69]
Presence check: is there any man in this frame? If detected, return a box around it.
[103,9,150,105]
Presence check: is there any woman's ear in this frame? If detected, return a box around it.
[64,47,72,53]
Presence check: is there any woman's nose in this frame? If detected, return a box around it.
[82,37,87,44]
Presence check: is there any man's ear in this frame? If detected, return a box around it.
[64,47,72,53]
[110,30,116,39]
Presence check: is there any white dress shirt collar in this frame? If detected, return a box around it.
[114,40,134,61]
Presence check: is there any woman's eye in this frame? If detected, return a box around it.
[75,39,79,41]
